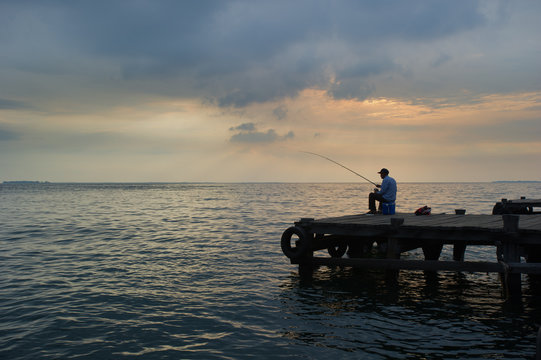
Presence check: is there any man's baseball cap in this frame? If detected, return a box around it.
[378,168,389,174]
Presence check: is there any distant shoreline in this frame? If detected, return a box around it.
[2,181,50,184]
[492,181,541,183]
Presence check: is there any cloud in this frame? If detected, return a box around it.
[0,126,20,141]
[0,98,29,110]
[1,0,515,111]
[230,129,280,143]
[229,122,256,132]
[283,131,294,140]
[229,123,294,143]
[328,80,376,101]
[273,105,288,120]
[431,53,453,68]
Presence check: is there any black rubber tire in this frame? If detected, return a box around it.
[492,203,505,215]
[327,241,347,258]
[281,226,309,259]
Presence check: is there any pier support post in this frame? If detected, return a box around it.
[501,214,522,298]
[535,327,541,360]
[385,218,404,281]
[422,242,443,261]
[387,218,404,259]
[386,238,400,259]
[453,243,467,261]
[297,219,315,279]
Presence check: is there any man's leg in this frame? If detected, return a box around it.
[368,192,385,212]
[369,192,376,212]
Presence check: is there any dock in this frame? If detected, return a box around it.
[493,197,541,214]
[281,200,541,297]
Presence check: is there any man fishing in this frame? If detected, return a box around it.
[301,152,397,214]
[368,168,396,214]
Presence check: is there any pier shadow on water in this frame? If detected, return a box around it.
[279,265,541,359]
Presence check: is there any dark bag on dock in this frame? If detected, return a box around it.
[415,206,431,216]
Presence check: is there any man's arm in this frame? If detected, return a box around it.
[379,177,389,194]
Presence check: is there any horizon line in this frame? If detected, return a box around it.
[3,180,541,184]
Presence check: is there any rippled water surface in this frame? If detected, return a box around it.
[1,182,541,359]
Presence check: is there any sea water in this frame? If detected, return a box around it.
[1,182,541,359]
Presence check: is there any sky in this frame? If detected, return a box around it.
[1,0,540,183]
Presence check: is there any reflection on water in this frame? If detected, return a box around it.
[280,266,538,358]
[1,182,540,359]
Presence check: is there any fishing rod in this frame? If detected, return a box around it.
[301,151,379,186]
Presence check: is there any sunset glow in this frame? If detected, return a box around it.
[1,1,540,182]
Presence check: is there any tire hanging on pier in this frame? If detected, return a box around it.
[281,226,310,259]
[327,240,348,258]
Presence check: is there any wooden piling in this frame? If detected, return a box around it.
[453,243,467,261]
[537,326,541,360]
[502,214,522,297]
[297,218,315,279]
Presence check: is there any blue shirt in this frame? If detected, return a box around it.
[379,176,397,202]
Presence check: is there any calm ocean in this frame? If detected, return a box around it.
[1,182,541,359]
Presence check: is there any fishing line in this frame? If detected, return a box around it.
[301,151,378,186]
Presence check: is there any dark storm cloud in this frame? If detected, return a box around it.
[55,1,484,58]
[0,1,504,108]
